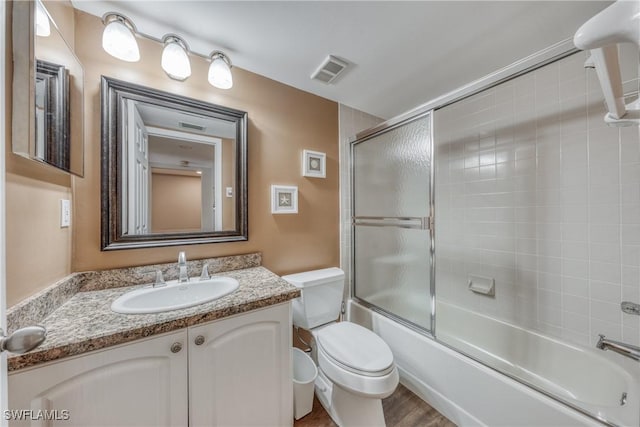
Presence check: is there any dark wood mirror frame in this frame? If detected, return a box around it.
[12,0,84,176]
[101,76,248,250]
[36,60,70,170]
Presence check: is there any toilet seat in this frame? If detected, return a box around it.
[314,322,399,398]
[316,322,394,376]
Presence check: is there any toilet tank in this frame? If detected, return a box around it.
[281,268,345,330]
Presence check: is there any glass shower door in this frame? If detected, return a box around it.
[351,112,433,332]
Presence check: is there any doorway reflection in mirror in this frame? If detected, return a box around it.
[122,101,237,236]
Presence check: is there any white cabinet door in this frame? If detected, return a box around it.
[8,330,188,427]
[188,303,292,427]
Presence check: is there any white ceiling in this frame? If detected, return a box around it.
[72,1,612,119]
[136,102,237,138]
[148,135,214,169]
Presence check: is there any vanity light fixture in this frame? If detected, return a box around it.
[208,51,233,89]
[161,35,191,81]
[35,0,50,37]
[100,13,234,88]
[102,13,140,62]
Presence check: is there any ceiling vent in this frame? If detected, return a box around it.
[311,55,348,84]
[178,121,206,132]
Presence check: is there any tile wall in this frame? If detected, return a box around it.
[435,47,640,347]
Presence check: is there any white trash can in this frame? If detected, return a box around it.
[292,347,318,420]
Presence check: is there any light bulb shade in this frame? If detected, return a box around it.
[102,15,140,62]
[161,37,191,81]
[35,1,50,37]
[208,53,233,89]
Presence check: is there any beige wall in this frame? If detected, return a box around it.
[151,172,202,232]
[42,1,75,47]
[6,4,339,306]
[5,1,74,306]
[72,10,339,275]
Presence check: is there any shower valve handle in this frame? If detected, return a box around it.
[621,301,640,315]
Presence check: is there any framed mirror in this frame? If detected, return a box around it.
[101,77,248,250]
[12,0,84,176]
[35,59,70,168]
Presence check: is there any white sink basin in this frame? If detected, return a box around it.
[111,277,239,314]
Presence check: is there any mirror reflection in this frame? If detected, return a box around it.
[32,1,84,175]
[123,101,237,235]
[35,59,69,169]
[101,77,248,250]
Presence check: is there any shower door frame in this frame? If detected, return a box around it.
[349,110,437,337]
[345,39,628,427]
[347,39,580,340]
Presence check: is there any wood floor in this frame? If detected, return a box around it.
[294,384,456,427]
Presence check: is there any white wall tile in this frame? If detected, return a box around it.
[590,243,621,264]
[621,266,640,287]
[622,327,640,347]
[563,240,589,260]
[563,223,588,243]
[563,294,589,315]
[590,281,621,304]
[434,51,640,348]
[621,244,640,267]
[590,261,621,283]
[563,311,590,334]
[563,276,589,297]
[590,300,622,324]
[621,205,640,224]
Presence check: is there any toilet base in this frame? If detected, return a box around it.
[315,370,386,427]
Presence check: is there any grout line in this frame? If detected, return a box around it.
[585,67,593,345]
[617,112,623,340]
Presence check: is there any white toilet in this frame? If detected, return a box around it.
[282,268,399,426]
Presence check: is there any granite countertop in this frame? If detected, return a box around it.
[8,266,300,372]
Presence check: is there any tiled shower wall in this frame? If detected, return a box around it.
[435,48,640,347]
[338,105,383,293]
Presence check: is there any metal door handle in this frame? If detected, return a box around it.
[352,216,431,230]
[0,326,47,354]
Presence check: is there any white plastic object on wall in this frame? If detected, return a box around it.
[60,199,71,228]
[574,0,640,127]
[468,274,495,297]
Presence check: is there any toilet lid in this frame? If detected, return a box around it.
[316,322,394,375]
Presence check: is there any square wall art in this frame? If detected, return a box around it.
[271,185,298,214]
[302,150,326,178]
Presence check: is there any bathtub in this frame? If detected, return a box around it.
[348,299,640,427]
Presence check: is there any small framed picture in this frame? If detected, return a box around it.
[302,150,326,178]
[271,185,298,214]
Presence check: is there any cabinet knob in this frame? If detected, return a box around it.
[170,342,183,353]
[194,335,205,346]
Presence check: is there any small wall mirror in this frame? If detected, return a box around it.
[12,0,84,176]
[101,77,248,250]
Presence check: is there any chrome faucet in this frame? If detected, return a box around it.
[178,251,189,283]
[596,334,640,362]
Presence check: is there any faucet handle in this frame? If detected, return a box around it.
[621,301,640,315]
[154,270,166,288]
[178,251,186,264]
[200,264,210,281]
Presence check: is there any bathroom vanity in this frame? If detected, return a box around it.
[7,254,298,426]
